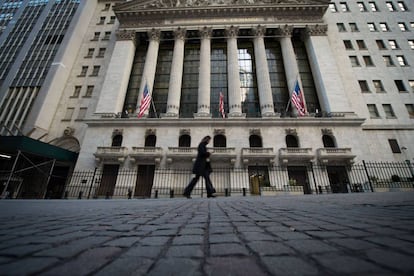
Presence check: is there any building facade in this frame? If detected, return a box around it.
[1,0,413,198]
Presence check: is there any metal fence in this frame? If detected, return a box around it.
[62,161,414,200]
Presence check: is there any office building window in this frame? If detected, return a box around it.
[380,23,389,31]
[376,40,387,49]
[349,56,360,66]
[72,86,81,98]
[397,1,407,11]
[90,66,100,76]
[367,104,380,118]
[383,104,396,118]
[92,32,100,41]
[63,108,74,121]
[386,2,396,11]
[98,16,105,25]
[78,66,88,77]
[343,40,353,50]
[102,3,111,11]
[103,31,111,40]
[97,48,106,58]
[388,40,399,49]
[349,23,359,32]
[397,55,408,66]
[337,23,346,32]
[85,48,94,58]
[108,16,116,24]
[340,2,349,12]
[357,40,367,50]
[388,139,401,153]
[363,56,374,66]
[369,2,378,11]
[394,80,407,92]
[359,80,370,92]
[76,108,87,121]
[373,80,385,92]
[405,104,414,118]
[398,23,407,31]
[408,40,414,50]
[357,2,367,12]
[409,80,414,92]
[85,86,94,97]
[368,23,377,32]
[329,3,337,12]
[383,56,394,66]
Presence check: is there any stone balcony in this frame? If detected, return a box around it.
[94,146,128,164]
[166,147,197,163]
[209,147,237,164]
[241,147,275,165]
[317,148,356,164]
[278,147,314,165]
[130,147,163,164]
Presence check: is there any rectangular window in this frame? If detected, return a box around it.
[63,108,74,121]
[376,40,387,49]
[395,80,407,92]
[98,16,105,25]
[405,104,414,118]
[76,107,87,121]
[85,86,94,97]
[383,56,394,66]
[383,104,396,118]
[397,1,407,11]
[408,40,414,50]
[349,23,359,32]
[343,40,353,50]
[367,104,380,118]
[357,40,367,50]
[388,40,399,49]
[398,23,407,31]
[380,23,389,31]
[363,56,374,66]
[102,3,111,11]
[373,80,385,92]
[103,31,111,40]
[92,32,100,41]
[368,23,377,32]
[359,80,370,92]
[97,48,106,58]
[329,3,337,12]
[397,55,407,66]
[85,48,94,58]
[340,2,349,12]
[409,80,414,92]
[108,16,116,24]
[388,139,401,153]
[72,86,81,98]
[357,2,367,12]
[78,66,88,77]
[337,23,346,32]
[369,2,378,11]
[349,56,360,67]
[90,66,100,76]
[386,2,395,11]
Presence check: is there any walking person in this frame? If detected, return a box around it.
[183,135,216,198]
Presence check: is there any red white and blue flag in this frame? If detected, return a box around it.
[291,80,306,116]
[138,83,151,118]
[219,92,225,118]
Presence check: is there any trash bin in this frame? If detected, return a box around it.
[250,175,260,195]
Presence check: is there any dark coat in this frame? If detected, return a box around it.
[192,141,211,175]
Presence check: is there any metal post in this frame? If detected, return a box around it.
[310,162,318,194]
[362,160,374,192]
[87,168,97,199]
[42,158,56,199]
[1,150,20,199]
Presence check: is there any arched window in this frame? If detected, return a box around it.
[111,134,123,147]
[286,135,299,148]
[214,134,226,147]
[179,135,191,147]
[145,135,156,147]
[249,135,262,147]
[322,135,336,148]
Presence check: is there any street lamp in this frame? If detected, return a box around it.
[0,153,11,159]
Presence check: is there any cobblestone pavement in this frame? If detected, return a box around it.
[0,192,414,275]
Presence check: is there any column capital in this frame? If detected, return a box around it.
[252,25,266,38]
[225,25,239,38]
[116,30,136,42]
[174,27,186,40]
[199,26,212,39]
[148,28,161,42]
[305,24,328,36]
[278,25,293,37]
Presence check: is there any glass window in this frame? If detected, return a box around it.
[90,66,100,76]
[363,56,374,66]
[76,107,87,120]
[368,23,377,32]
[388,139,401,153]
[337,23,346,32]
[394,80,407,92]
[409,80,414,91]
[79,66,88,77]
[369,2,378,11]
[349,56,360,67]
[180,42,200,118]
[398,23,407,31]
[367,104,380,118]
[408,40,414,50]
[383,56,394,66]
[329,3,337,12]
[380,23,389,31]
[340,2,349,12]
[357,40,367,49]
[397,55,408,66]
[92,32,100,41]
[357,2,367,11]
[383,104,396,118]
[397,1,407,11]
[386,2,395,11]
[349,23,359,32]
[405,104,414,118]
[85,48,94,58]
[358,80,370,92]
[103,31,111,40]
[343,40,353,50]
[97,48,106,57]
[98,16,105,24]
[85,86,94,97]
[373,80,385,92]
[63,108,74,121]
[388,40,399,49]
[72,86,81,97]
[108,16,116,24]
[376,40,387,49]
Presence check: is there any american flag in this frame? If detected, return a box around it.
[138,83,151,118]
[291,80,306,116]
[219,92,225,118]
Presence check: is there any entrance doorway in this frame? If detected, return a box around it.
[327,166,349,193]
[45,166,70,199]
[97,164,119,197]
[287,166,311,194]
[134,165,155,198]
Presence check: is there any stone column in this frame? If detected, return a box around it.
[164,28,186,118]
[195,27,212,118]
[136,29,161,117]
[303,25,353,115]
[95,30,136,115]
[252,26,275,117]
[279,26,300,100]
[226,26,244,118]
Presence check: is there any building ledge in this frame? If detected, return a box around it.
[94,146,128,164]
[278,147,314,165]
[317,148,356,164]
[130,147,163,164]
[241,147,275,165]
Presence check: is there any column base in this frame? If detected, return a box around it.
[160,113,179,119]
[261,112,278,118]
[194,113,212,119]
[227,112,246,119]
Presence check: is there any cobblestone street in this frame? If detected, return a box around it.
[0,192,414,275]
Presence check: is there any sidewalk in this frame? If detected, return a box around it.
[0,192,413,275]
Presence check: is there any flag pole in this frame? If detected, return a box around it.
[151,97,158,118]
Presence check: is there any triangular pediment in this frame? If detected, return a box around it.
[115,0,330,10]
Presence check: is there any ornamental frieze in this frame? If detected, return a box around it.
[139,0,329,8]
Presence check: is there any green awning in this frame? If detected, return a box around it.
[0,136,78,162]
